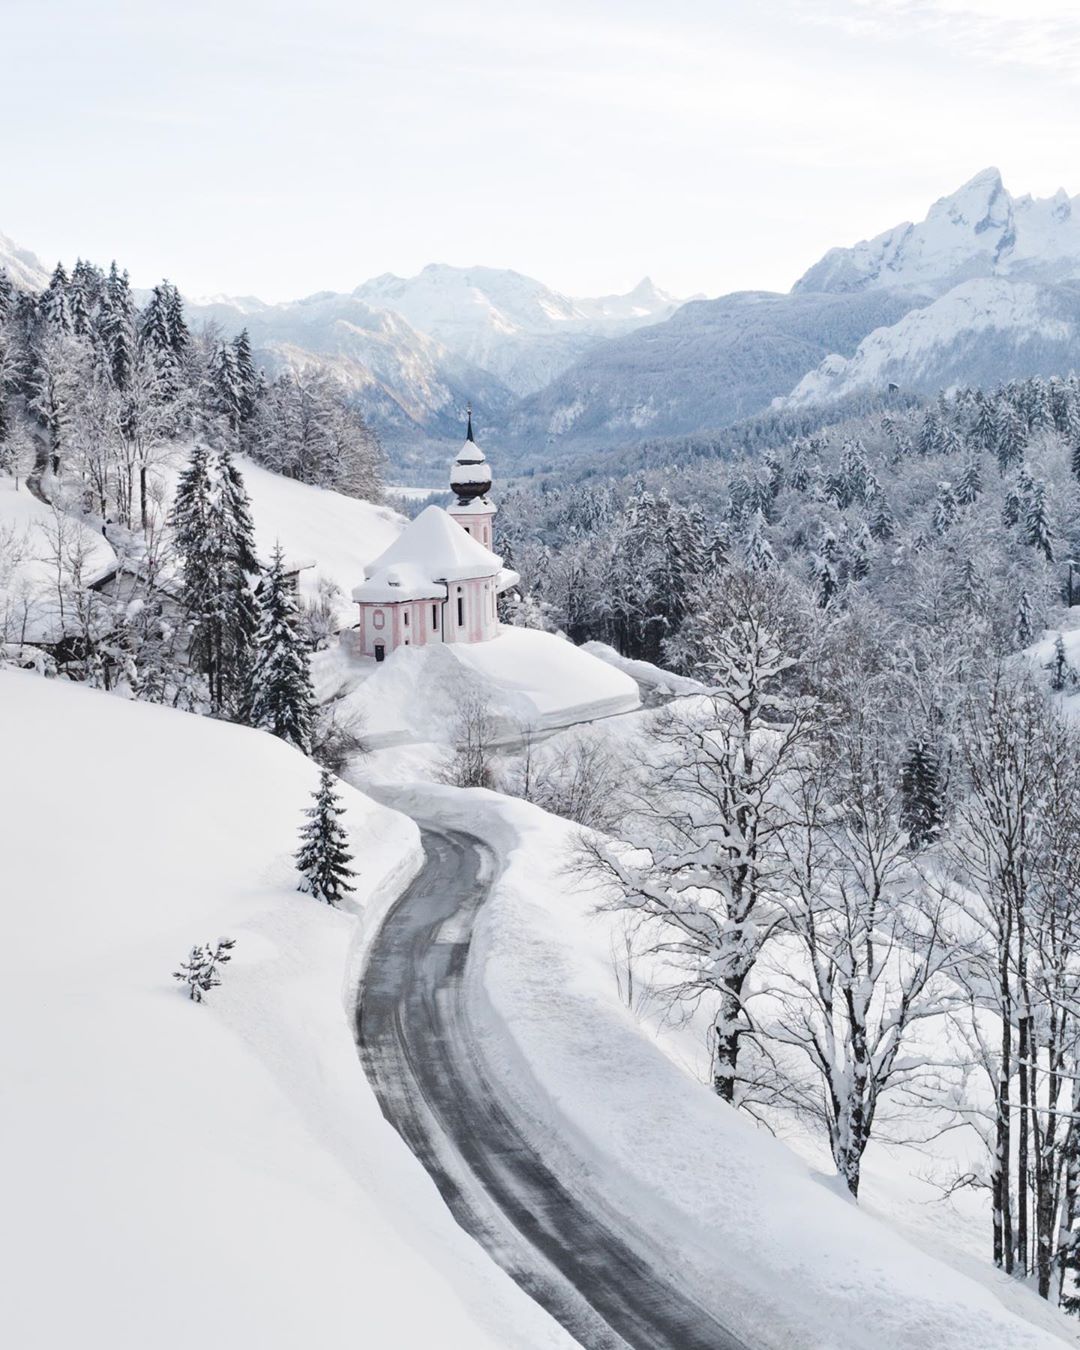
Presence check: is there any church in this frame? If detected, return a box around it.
[351,414,519,662]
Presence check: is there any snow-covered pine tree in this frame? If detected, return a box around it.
[96,262,135,390]
[1045,634,1076,692]
[249,542,315,752]
[744,510,776,572]
[815,530,840,608]
[1024,477,1054,562]
[956,454,982,506]
[173,938,236,1002]
[232,330,258,424]
[295,769,357,905]
[41,263,71,332]
[900,735,943,850]
[932,481,957,535]
[1015,590,1035,648]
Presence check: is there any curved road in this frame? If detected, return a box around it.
[356,826,750,1350]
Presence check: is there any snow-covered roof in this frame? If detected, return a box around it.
[352,505,503,604]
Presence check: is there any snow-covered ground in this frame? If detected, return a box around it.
[316,625,640,748]
[0,671,570,1350]
[380,783,1075,1350]
[0,476,117,643]
[204,456,404,626]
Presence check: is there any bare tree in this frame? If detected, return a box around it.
[579,570,812,1102]
[443,689,499,789]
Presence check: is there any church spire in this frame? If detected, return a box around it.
[465,404,475,443]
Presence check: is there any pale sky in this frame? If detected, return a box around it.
[3,0,1080,303]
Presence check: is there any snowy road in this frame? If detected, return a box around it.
[356,827,751,1350]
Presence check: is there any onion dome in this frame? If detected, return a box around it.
[450,405,492,502]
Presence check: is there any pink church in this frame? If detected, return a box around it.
[351,414,519,662]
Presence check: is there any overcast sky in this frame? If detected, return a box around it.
[3,0,1080,302]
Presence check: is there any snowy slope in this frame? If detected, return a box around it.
[316,627,640,746]
[0,672,571,1350]
[795,168,1080,297]
[391,786,1074,1350]
[354,264,683,395]
[0,230,49,290]
[228,455,404,626]
[785,278,1080,407]
[499,287,923,454]
[0,476,117,643]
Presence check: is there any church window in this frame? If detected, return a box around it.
[457,596,464,626]
[372,609,385,631]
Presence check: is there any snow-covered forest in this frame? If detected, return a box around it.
[491,375,1080,1308]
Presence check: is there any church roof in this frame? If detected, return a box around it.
[352,505,503,604]
[451,405,492,499]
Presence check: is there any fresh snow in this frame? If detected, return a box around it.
[0,476,117,643]
[783,278,1077,407]
[317,625,640,747]
[382,784,1075,1350]
[0,671,571,1350]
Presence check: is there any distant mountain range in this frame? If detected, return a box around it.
[9,169,1080,471]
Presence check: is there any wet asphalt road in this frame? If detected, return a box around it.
[356,826,751,1350]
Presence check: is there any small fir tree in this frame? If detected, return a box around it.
[1045,634,1076,693]
[900,736,943,851]
[173,938,236,1002]
[295,770,357,906]
[1015,590,1035,648]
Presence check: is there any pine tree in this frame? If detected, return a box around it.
[41,263,71,332]
[1024,478,1054,562]
[900,736,943,850]
[173,938,236,1002]
[1015,591,1035,648]
[1045,634,1076,692]
[744,511,776,572]
[96,262,135,390]
[295,769,357,906]
[0,268,14,322]
[956,454,982,506]
[232,330,258,424]
[249,543,315,751]
[932,481,957,535]
[869,492,895,541]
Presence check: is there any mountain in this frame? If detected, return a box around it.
[0,232,49,290]
[786,278,1080,407]
[782,170,1080,410]
[352,264,684,396]
[184,291,512,460]
[497,288,924,456]
[794,168,1080,296]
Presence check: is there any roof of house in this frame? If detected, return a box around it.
[351,505,504,604]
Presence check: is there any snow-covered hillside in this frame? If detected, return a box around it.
[0,671,570,1350]
[0,230,48,290]
[795,168,1080,297]
[785,278,1080,408]
[500,287,923,454]
[0,476,117,644]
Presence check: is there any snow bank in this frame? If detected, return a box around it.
[0,673,569,1350]
[581,640,710,697]
[0,476,117,642]
[390,785,1070,1350]
[318,626,640,747]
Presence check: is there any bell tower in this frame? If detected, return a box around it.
[447,406,497,550]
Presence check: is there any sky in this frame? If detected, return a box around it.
[3,0,1080,303]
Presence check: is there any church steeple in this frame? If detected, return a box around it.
[450,404,492,503]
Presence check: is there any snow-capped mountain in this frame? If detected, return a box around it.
[0,232,49,290]
[185,290,513,455]
[782,170,1080,413]
[353,264,684,395]
[795,168,1080,296]
[498,288,924,453]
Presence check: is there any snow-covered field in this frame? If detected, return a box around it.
[0,477,117,643]
[0,671,570,1350]
[381,783,1075,1350]
[316,625,640,748]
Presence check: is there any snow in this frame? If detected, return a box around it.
[0,229,50,290]
[317,625,640,746]
[386,785,1074,1350]
[783,278,1074,408]
[0,671,570,1350]
[794,168,1080,297]
[160,454,405,627]
[352,504,503,603]
[0,476,118,643]
[582,640,711,697]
